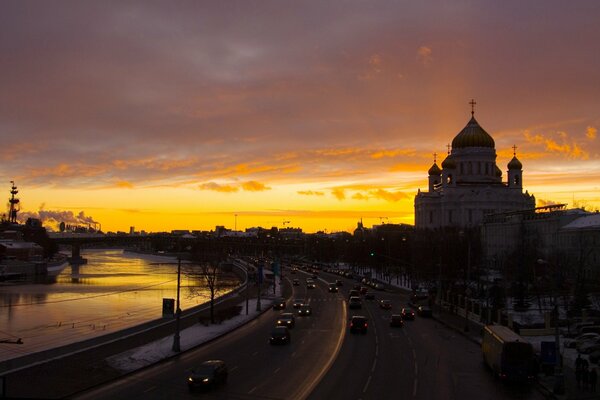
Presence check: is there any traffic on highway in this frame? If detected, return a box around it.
[75,262,545,400]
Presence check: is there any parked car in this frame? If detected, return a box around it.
[390,314,404,327]
[350,316,368,334]
[270,326,291,345]
[187,360,228,391]
[564,333,600,348]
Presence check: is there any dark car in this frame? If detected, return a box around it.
[298,304,312,316]
[270,326,291,345]
[348,289,360,299]
[359,286,369,295]
[417,305,433,317]
[350,316,368,334]
[292,278,300,286]
[390,314,404,327]
[401,308,415,320]
[348,296,362,309]
[272,297,286,310]
[187,360,228,391]
[379,299,392,310]
[276,312,295,328]
[306,280,316,289]
[293,298,304,308]
[336,279,343,286]
[328,283,339,293]
[364,291,375,300]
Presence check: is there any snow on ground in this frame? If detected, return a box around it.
[107,280,282,372]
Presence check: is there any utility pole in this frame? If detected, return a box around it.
[172,258,182,352]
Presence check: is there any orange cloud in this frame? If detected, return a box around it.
[332,188,346,200]
[371,189,409,202]
[297,190,324,196]
[242,181,271,191]
[417,46,433,66]
[524,130,589,159]
[587,126,597,140]
[199,182,239,192]
[115,180,134,189]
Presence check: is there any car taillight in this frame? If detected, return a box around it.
[365,323,368,327]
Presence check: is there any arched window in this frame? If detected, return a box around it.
[514,174,520,186]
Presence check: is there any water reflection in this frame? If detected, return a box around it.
[0,249,240,362]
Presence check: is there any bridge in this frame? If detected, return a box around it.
[48,232,306,263]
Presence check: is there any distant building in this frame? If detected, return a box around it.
[414,108,535,229]
[482,205,600,281]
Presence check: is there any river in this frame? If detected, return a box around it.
[0,249,238,363]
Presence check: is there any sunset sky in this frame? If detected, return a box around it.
[1,1,599,233]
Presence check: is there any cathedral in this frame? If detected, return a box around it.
[414,104,536,229]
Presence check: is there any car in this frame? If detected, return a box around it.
[312,273,318,279]
[379,299,392,310]
[293,298,304,308]
[272,297,286,310]
[364,291,375,300]
[350,316,368,334]
[348,289,360,299]
[565,333,600,348]
[417,305,433,317]
[401,308,415,320]
[349,296,362,309]
[291,267,297,274]
[579,342,600,355]
[187,360,228,391]
[270,326,291,345]
[336,279,343,286]
[298,304,312,316]
[276,312,295,328]
[577,339,600,354]
[328,283,339,293]
[359,286,369,295]
[390,314,404,327]
[577,336,600,352]
[306,280,316,289]
[374,283,384,290]
[292,278,300,286]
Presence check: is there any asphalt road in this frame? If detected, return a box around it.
[74,273,346,400]
[309,271,546,400]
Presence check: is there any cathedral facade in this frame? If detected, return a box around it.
[414,111,536,229]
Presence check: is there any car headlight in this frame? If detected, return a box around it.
[202,378,210,383]
[277,320,282,324]
[188,377,194,382]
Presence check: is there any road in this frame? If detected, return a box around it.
[74,266,545,400]
[309,270,545,400]
[74,273,346,400]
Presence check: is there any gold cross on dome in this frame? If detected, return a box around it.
[469,99,476,116]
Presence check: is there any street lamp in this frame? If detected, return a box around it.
[172,257,182,352]
[537,258,565,395]
[459,230,472,332]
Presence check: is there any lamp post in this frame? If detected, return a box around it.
[172,257,182,352]
[459,230,471,332]
[537,258,565,395]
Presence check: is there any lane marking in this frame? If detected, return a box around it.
[252,351,258,356]
[229,366,239,372]
[371,358,377,372]
[413,379,418,397]
[363,375,372,393]
[248,386,257,394]
[274,367,281,374]
[142,386,156,393]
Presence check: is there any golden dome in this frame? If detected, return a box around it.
[451,116,495,149]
